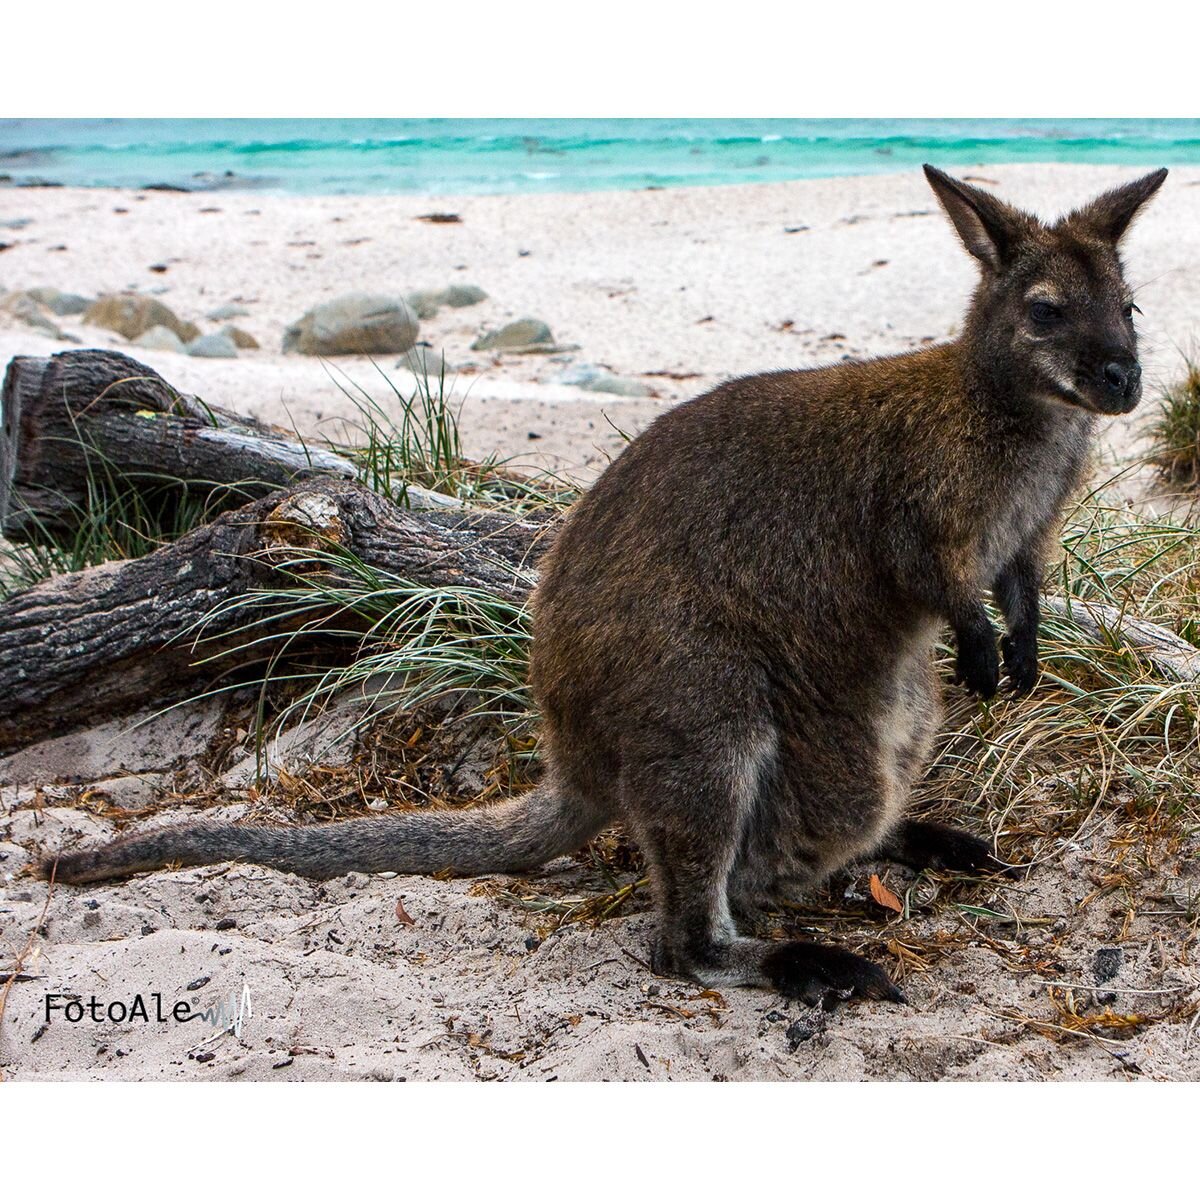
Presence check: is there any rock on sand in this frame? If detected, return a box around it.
[132,324,186,353]
[84,293,199,343]
[24,286,92,316]
[406,284,488,319]
[557,363,651,397]
[283,293,418,356]
[471,317,553,351]
[1,292,76,341]
[186,331,239,358]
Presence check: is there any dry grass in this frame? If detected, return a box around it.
[1148,358,1200,487]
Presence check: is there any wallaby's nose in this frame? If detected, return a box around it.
[1102,360,1140,398]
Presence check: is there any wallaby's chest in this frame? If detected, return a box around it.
[974,412,1092,578]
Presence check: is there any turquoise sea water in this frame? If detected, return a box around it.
[1,119,1197,196]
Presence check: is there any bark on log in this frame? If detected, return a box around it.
[1,349,354,540]
[0,478,553,755]
[1042,595,1200,682]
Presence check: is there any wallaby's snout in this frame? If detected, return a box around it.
[1097,356,1142,413]
[1059,314,1144,415]
[923,163,1166,418]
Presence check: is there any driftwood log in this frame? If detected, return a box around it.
[3,474,1194,757]
[0,349,354,540]
[1042,595,1200,682]
[1,350,1195,759]
[0,478,552,755]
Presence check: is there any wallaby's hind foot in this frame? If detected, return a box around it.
[762,942,906,1008]
[651,930,905,1010]
[881,819,1009,876]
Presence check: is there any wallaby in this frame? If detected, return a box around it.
[44,166,1166,1007]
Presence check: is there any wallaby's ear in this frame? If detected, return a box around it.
[1066,168,1168,243]
[923,164,1028,272]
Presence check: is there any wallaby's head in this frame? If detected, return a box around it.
[923,164,1167,415]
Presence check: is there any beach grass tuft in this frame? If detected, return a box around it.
[1148,357,1200,487]
[918,484,1200,875]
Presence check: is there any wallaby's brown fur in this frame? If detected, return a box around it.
[45,166,1167,1007]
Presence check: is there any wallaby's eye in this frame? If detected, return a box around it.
[1029,301,1063,325]
[1124,302,1141,320]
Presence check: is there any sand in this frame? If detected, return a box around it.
[2,165,1200,1081]
[3,707,1198,1082]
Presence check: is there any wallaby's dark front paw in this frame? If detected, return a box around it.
[763,942,907,1009]
[955,627,1000,700]
[1001,631,1039,695]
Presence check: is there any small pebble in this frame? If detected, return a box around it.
[1093,947,1123,984]
[786,1020,816,1049]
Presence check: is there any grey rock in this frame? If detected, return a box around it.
[84,293,199,343]
[439,284,487,308]
[24,285,92,316]
[406,284,487,320]
[0,292,76,341]
[283,293,418,356]
[186,331,239,358]
[397,344,450,378]
[471,317,553,351]
[206,302,250,320]
[557,363,650,397]
[132,324,186,353]
[405,290,442,320]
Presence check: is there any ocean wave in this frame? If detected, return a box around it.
[1,119,1197,196]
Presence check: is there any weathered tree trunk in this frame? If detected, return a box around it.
[0,349,354,540]
[1042,595,1200,682]
[0,479,553,755]
[3,351,1193,762]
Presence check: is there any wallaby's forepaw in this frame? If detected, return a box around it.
[955,628,1000,700]
[763,942,906,1009]
[1001,631,1039,696]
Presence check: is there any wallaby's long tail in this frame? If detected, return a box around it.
[42,784,604,884]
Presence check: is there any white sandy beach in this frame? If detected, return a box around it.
[2,164,1200,1081]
